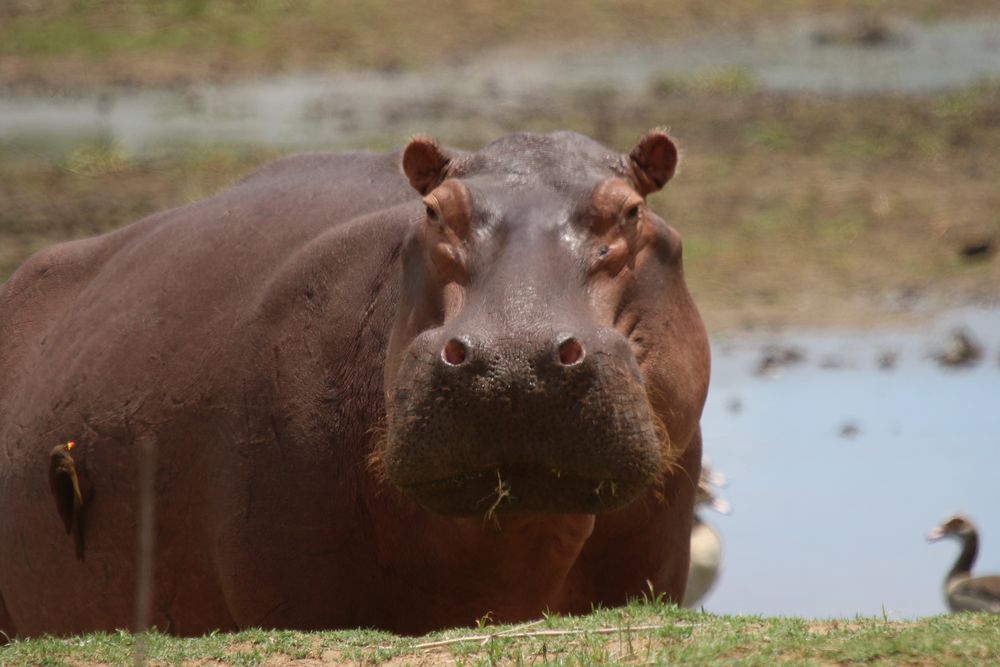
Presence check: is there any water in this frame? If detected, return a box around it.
[700,308,1000,618]
[2,14,999,159]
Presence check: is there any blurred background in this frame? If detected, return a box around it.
[2,0,998,619]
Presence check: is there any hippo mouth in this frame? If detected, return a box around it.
[382,326,668,517]
[398,463,645,517]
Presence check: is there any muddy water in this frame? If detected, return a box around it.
[2,14,1000,159]
[701,307,1000,618]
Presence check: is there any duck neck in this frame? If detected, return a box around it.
[949,530,979,581]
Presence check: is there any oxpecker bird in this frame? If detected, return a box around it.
[49,440,86,561]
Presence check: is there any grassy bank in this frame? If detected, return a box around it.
[1,0,997,90]
[4,84,998,331]
[3,601,999,666]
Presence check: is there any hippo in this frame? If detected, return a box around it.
[0,129,710,637]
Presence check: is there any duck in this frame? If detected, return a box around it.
[683,466,730,608]
[927,515,1000,613]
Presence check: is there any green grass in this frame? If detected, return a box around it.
[3,601,1000,666]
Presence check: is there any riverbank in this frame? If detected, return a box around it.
[5,85,998,332]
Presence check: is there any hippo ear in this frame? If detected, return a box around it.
[628,130,679,195]
[402,136,453,195]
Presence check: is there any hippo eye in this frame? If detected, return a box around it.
[425,204,441,226]
[622,204,640,224]
[597,245,609,258]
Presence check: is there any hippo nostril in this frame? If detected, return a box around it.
[441,338,468,366]
[557,337,585,366]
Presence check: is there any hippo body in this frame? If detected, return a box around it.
[0,131,710,637]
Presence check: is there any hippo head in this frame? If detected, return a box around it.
[379,130,709,517]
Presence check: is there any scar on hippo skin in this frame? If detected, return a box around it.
[48,440,91,561]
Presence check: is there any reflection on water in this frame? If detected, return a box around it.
[701,308,1000,618]
[2,15,999,160]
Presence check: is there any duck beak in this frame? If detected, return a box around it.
[927,527,944,542]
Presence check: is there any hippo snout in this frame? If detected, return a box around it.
[383,326,663,516]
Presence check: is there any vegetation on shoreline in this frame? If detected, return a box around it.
[4,83,998,331]
[3,601,999,666]
[1,0,998,91]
